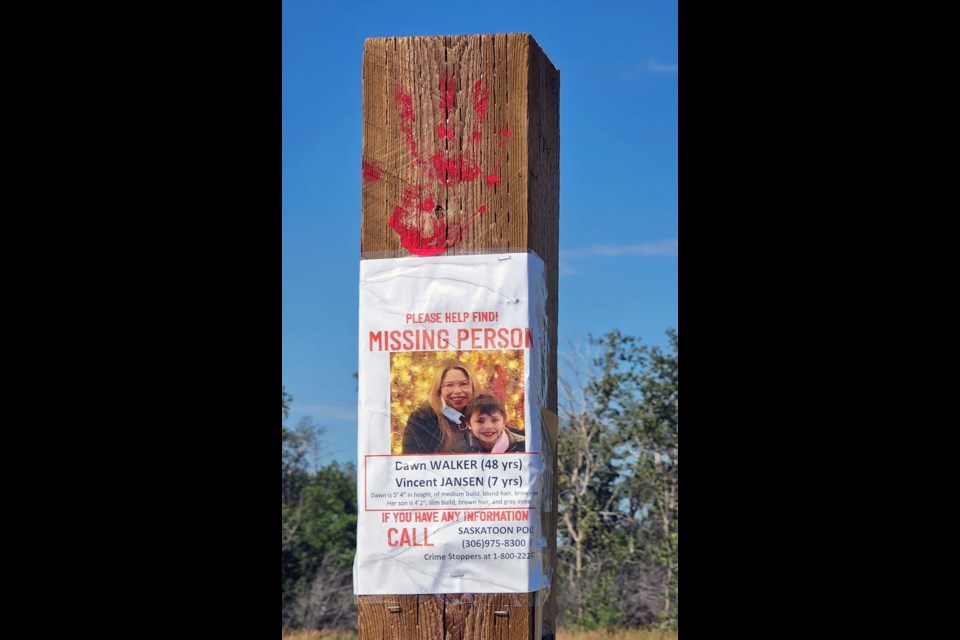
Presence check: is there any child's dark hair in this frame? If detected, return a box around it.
[462,393,506,421]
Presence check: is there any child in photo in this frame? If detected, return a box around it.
[462,393,525,453]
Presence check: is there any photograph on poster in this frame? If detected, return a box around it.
[390,349,525,455]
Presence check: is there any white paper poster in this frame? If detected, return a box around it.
[354,252,548,595]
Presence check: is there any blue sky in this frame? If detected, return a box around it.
[282,0,677,464]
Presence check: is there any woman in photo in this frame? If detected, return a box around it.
[401,359,477,454]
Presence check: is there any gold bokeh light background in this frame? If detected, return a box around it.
[389,349,525,454]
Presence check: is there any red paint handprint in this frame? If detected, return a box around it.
[362,73,512,256]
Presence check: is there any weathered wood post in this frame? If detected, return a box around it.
[357,33,559,639]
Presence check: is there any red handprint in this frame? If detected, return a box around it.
[363,72,512,256]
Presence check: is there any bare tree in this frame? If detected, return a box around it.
[282,554,357,630]
[555,331,678,629]
[556,341,622,622]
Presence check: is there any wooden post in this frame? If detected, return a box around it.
[359,33,559,639]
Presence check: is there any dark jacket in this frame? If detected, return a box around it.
[466,428,526,453]
[402,403,467,454]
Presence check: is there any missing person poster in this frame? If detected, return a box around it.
[354,252,548,595]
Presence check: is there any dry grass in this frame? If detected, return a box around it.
[281,629,677,640]
[557,630,678,640]
[281,630,357,640]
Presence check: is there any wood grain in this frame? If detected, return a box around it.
[359,33,559,640]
